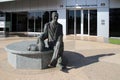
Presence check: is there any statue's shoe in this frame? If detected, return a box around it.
[47,64,56,68]
[60,66,68,73]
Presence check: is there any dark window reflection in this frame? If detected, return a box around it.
[90,10,97,36]
[28,12,34,32]
[83,10,88,34]
[12,13,17,32]
[5,13,11,32]
[67,10,74,34]
[28,11,56,32]
[35,12,41,32]
[42,11,49,32]
[17,12,27,32]
[11,12,27,32]
[110,9,120,37]
[7,10,56,33]
[0,12,5,17]
[76,10,81,34]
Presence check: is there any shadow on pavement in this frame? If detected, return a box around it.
[63,51,115,72]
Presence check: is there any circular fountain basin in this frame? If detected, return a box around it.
[5,41,53,69]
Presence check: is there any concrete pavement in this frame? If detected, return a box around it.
[0,37,120,80]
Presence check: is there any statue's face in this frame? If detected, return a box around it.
[52,12,58,22]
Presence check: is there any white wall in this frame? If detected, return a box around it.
[76,0,86,5]
[57,9,66,35]
[97,0,109,8]
[87,0,97,5]
[66,0,97,6]
[97,0,109,42]
[110,0,120,8]
[66,0,75,6]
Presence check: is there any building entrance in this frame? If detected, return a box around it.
[67,9,97,36]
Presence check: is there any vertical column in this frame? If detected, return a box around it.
[88,10,90,35]
[97,0,109,42]
[74,10,76,36]
[81,10,83,35]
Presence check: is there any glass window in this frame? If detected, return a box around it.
[28,12,35,32]
[0,12,5,17]
[110,9,120,37]
[17,12,27,32]
[90,10,97,36]
[67,10,74,34]
[42,11,49,32]
[76,10,81,34]
[4,10,57,33]
[11,13,17,32]
[83,10,88,34]
[35,12,42,32]
[5,12,11,32]
[10,12,27,32]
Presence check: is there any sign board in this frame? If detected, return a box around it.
[66,4,97,8]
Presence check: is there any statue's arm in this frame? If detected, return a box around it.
[42,23,48,39]
[37,23,48,44]
[39,23,48,40]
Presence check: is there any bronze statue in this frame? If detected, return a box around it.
[37,12,66,70]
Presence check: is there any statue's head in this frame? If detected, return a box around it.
[52,12,58,22]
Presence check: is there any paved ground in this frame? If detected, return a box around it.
[0,37,120,80]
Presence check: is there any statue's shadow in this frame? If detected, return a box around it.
[63,51,114,72]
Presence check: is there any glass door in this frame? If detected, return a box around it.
[67,10,81,35]
[83,9,97,36]
[67,9,97,36]
[83,10,88,35]
[76,10,81,34]
[90,10,97,35]
[67,10,74,34]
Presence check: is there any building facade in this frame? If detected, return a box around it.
[0,0,120,42]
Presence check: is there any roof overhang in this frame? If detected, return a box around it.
[0,0,15,2]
